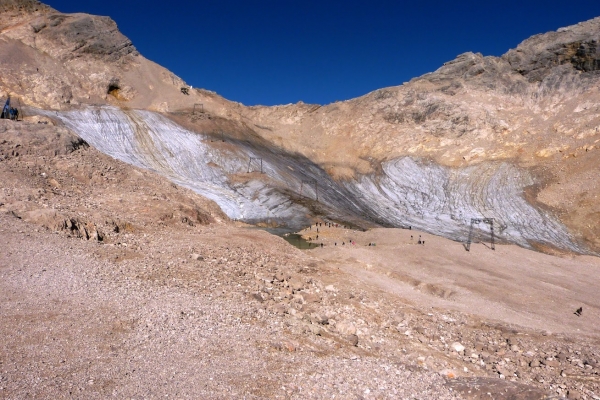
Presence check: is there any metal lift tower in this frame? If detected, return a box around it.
[465,218,495,251]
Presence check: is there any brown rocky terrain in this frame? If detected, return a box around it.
[0,0,196,111]
[2,3,599,253]
[2,116,600,400]
[2,110,600,400]
[2,1,600,399]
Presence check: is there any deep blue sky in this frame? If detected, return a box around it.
[45,0,600,106]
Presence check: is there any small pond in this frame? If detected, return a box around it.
[249,227,320,250]
[281,233,320,250]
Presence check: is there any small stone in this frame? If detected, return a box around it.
[308,324,321,335]
[530,360,540,368]
[282,341,296,352]
[288,277,304,291]
[346,334,359,346]
[324,284,337,292]
[190,253,203,261]
[439,369,457,379]
[546,359,560,368]
[252,292,266,302]
[310,313,328,325]
[301,292,322,304]
[273,303,286,315]
[451,342,465,353]
[515,369,522,378]
[517,358,527,367]
[487,344,498,353]
[567,389,582,400]
[336,321,357,336]
[274,272,284,282]
[497,366,514,377]
[294,292,309,303]
[292,310,304,319]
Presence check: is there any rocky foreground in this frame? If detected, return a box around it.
[1,118,600,399]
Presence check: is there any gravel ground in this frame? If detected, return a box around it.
[0,214,459,399]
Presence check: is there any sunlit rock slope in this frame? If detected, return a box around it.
[2,2,599,254]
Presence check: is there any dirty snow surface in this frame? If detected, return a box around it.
[49,106,582,252]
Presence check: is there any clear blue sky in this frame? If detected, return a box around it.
[45,0,600,106]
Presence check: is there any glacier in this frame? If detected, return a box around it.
[42,106,585,253]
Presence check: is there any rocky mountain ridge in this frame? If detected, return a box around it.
[1,1,599,254]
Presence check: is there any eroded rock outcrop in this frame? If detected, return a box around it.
[504,17,600,81]
[0,0,48,13]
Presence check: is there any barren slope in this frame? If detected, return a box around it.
[2,117,600,399]
[1,2,599,253]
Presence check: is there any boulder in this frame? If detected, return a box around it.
[288,277,304,291]
[451,342,465,353]
[346,334,359,346]
[336,321,357,336]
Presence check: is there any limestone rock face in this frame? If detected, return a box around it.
[32,13,138,61]
[1,3,600,253]
[504,17,600,81]
[0,0,48,13]
[0,2,191,110]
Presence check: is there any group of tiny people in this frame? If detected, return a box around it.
[306,221,426,248]
[1,107,19,120]
[306,221,375,248]
[411,234,425,245]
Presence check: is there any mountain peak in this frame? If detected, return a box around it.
[0,0,50,13]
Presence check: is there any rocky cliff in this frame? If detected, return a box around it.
[0,0,192,110]
[1,1,599,254]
